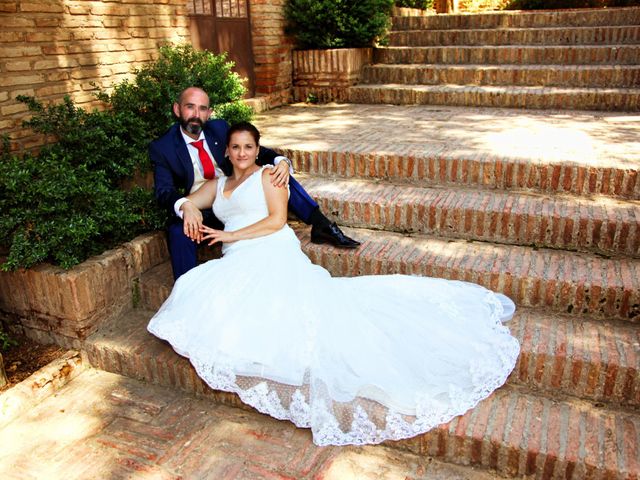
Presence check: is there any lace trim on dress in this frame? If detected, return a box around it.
[149,292,520,446]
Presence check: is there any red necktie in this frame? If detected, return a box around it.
[191,139,216,179]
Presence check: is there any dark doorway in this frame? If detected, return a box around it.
[187,0,255,97]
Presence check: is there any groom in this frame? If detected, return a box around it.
[151,87,360,280]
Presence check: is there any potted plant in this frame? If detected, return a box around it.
[285,0,394,102]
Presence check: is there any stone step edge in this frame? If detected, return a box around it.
[391,7,640,29]
[378,44,640,50]
[83,309,639,480]
[390,25,640,33]
[387,26,640,46]
[362,63,640,85]
[0,350,84,430]
[137,264,640,409]
[347,84,640,112]
[141,225,640,322]
[293,225,640,322]
[374,45,640,66]
[279,147,640,200]
[299,175,640,258]
[365,63,640,70]
[351,83,640,95]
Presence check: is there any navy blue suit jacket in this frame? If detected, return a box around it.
[150,120,317,222]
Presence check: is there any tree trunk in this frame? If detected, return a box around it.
[0,352,7,388]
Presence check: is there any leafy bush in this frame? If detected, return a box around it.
[505,0,638,8]
[0,44,249,271]
[97,44,253,141]
[285,0,395,49]
[18,95,148,185]
[0,327,16,351]
[0,134,165,270]
[395,0,433,8]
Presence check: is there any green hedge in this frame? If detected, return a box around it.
[98,44,253,141]
[0,115,166,270]
[0,44,251,271]
[285,0,395,49]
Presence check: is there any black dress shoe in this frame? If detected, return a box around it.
[310,222,361,248]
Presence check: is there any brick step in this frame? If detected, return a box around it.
[361,64,640,89]
[374,45,640,65]
[389,25,640,47]
[136,266,640,408]
[392,6,640,30]
[84,309,640,479]
[139,224,640,323]
[298,176,640,258]
[348,84,640,112]
[260,105,640,201]
[509,310,639,408]
[412,386,638,480]
[285,147,640,200]
[295,226,640,322]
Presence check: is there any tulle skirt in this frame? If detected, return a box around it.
[148,225,520,446]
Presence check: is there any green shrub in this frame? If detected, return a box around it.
[285,0,394,49]
[0,134,165,270]
[505,0,638,8]
[18,95,148,184]
[0,44,248,271]
[395,0,433,9]
[0,327,16,351]
[97,44,253,141]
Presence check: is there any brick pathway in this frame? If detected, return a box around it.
[255,104,640,168]
[0,368,498,480]
[3,97,639,480]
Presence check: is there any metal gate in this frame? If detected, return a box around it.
[186,0,255,97]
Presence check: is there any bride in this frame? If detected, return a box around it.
[147,122,520,446]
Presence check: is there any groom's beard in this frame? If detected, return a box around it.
[181,117,204,135]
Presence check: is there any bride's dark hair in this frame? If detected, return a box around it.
[226,121,261,146]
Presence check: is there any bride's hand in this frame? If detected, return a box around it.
[200,226,235,245]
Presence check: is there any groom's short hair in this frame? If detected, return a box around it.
[176,86,209,106]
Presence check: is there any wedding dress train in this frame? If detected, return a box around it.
[148,166,520,446]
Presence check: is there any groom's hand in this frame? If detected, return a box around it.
[270,161,290,188]
[181,202,204,243]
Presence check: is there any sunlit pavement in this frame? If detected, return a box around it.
[0,368,498,479]
[255,103,640,169]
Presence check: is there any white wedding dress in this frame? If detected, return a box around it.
[148,166,520,446]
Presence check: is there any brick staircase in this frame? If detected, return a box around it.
[350,7,640,110]
[81,98,640,478]
[74,7,640,478]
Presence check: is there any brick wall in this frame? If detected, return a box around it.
[0,0,191,150]
[292,48,373,103]
[248,0,293,107]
